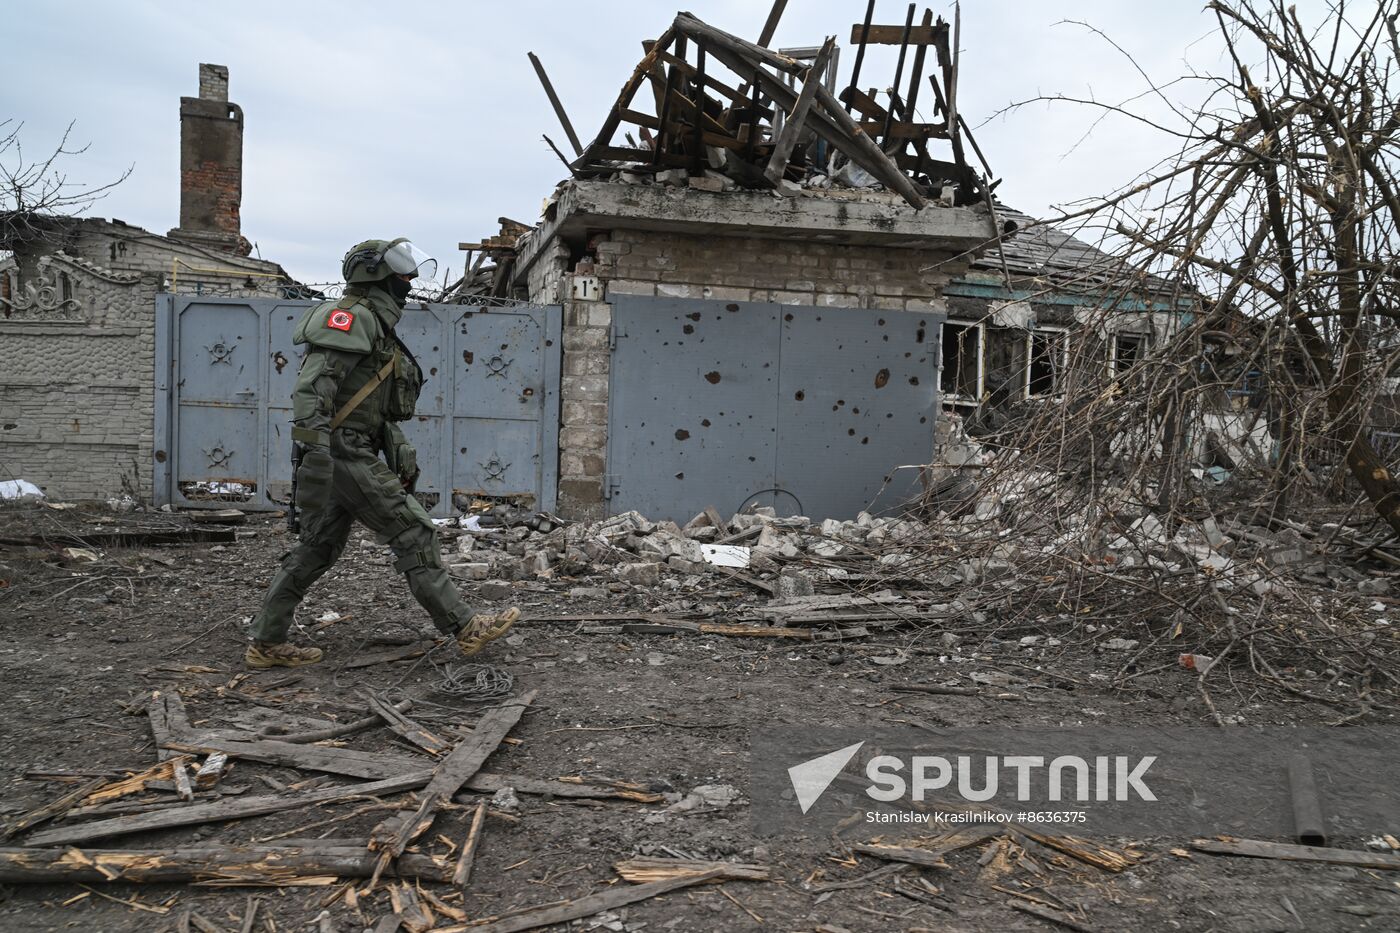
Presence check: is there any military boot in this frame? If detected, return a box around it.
[455,607,521,657]
[245,641,324,669]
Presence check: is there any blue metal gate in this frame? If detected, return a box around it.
[155,296,561,516]
[607,295,943,522]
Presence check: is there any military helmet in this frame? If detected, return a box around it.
[342,238,438,284]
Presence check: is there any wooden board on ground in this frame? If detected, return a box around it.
[369,691,537,870]
[1190,837,1400,869]
[0,843,452,884]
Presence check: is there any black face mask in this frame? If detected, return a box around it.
[388,276,413,303]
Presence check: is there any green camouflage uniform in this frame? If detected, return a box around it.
[249,280,474,642]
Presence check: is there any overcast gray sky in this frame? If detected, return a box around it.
[3,1,1341,285]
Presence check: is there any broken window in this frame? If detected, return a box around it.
[1026,326,1068,397]
[1111,332,1148,376]
[940,320,984,404]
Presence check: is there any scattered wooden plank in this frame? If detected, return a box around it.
[847,23,946,45]
[368,690,537,877]
[452,868,727,933]
[1190,837,1400,870]
[577,27,677,165]
[527,52,583,156]
[85,758,193,805]
[0,528,235,548]
[172,761,194,802]
[857,121,948,139]
[452,800,487,887]
[365,695,450,757]
[25,772,435,847]
[1014,830,1138,873]
[614,858,769,882]
[0,843,453,884]
[697,623,813,640]
[165,736,421,781]
[147,691,185,762]
[765,37,836,186]
[1,778,108,841]
[1009,900,1097,932]
[850,843,950,869]
[194,753,229,789]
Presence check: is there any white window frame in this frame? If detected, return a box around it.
[1025,324,1070,399]
[1109,331,1149,377]
[938,319,986,407]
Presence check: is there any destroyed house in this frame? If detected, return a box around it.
[940,209,1190,424]
[480,10,1006,524]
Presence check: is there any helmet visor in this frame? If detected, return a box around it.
[382,240,437,281]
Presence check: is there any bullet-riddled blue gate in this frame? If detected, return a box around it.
[606,295,944,522]
[155,296,561,516]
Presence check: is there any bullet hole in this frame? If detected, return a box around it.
[675,429,690,440]
[688,312,702,321]
[683,324,694,334]
[675,472,685,479]
[916,327,925,343]
[785,313,794,322]
[886,412,894,419]
[155,449,167,462]
[460,447,467,453]
[837,399,845,407]
[853,407,860,414]
[832,405,839,412]
[463,351,474,364]
[499,343,508,350]
[272,351,288,374]
[701,419,711,427]
[908,376,919,386]
[904,352,912,358]
[861,437,870,444]
[726,303,739,312]
[878,318,886,326]
[429,367,438,376]
[874,368,890,388]
[882,335,889,341]
[523,387,534,396]
[795,390,805,401]
[748,455,757,462]
[920,416,928,424]
[545,339,553,347]
[704,371,722,384]
[848,428,856,436]
[432,345,439,352]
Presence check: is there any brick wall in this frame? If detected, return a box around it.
[0,219,287,502]
[548,226,970,517]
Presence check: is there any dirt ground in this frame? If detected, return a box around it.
[2,504,1399,933]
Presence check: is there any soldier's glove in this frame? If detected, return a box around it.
[294,446,334,519]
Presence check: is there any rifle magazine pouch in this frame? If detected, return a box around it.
[386,350,423,422]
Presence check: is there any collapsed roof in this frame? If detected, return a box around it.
[530,7,995,211]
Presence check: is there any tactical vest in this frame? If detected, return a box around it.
[333,330,423,433]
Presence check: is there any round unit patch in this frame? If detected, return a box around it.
[327,310,355,332]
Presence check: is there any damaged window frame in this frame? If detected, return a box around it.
[939,318,986,407]
[1025,324,1069,399]
[1109,330,1149,378]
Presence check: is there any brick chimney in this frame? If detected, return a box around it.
[168,64,250,256]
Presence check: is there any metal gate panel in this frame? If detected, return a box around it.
[450,309,556,506]
[169,301,267,504]
[606,296,944,522]
[608,296,780,522]
[776,307,941,518]
[157,296,561,516]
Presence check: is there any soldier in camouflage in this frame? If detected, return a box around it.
[246,238,519,669]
